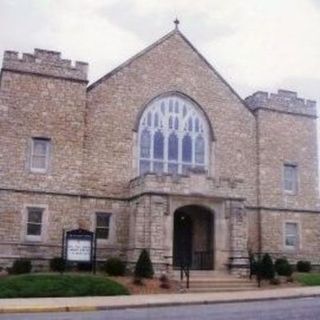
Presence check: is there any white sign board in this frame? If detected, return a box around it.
[66,239,91,262]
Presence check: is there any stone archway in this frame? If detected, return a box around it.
[173,205,214,270]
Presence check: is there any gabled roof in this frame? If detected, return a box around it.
[87,27,252,113]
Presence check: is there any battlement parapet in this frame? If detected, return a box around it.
[2,49,88,81]
[245,89,316,117]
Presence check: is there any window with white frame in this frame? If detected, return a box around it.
[26,207,43,239]
[285,222,299,249]
[138,94,210,175]
[283,164,298,193]
[96,212,111,240]
[30,138,50,172]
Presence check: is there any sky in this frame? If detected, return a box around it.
[1,0,319,104]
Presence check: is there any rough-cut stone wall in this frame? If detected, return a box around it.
[258,111,318,209]
[2,49,88,81]
[0,190,130,268]
[127,194,169,273]
[260,209,320,264]
[1,30,319,273]
[247,208,259,253]
[246,89,320,262]
[246,90,319,210]
[85,31,257,205]
[0,50,87,194]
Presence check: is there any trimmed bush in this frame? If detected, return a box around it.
[49,257,66,273]
[274,258,293,276]
[260,253,275,280]
[134,249,154,279]
[9,259,32,275]
[104,257,126,276]
[297,260,312,273]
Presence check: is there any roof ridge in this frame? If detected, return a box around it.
[87,29,178,91]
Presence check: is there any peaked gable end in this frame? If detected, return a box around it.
[87,29,252,114]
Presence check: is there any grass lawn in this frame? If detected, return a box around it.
[0,274,129,298]
[295,273,320,286]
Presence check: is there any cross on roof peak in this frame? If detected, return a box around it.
[174,18,180,29]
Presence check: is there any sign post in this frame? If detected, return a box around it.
[63,228,96,273]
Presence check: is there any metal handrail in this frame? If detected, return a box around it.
[180,263,190,289]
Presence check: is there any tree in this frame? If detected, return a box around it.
[260,253,275,280]
[134,249,154,278]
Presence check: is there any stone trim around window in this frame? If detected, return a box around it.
[92,211,115,245]
[282,162,299,195]
[28,137,52,174]
[283,220,301,252]
[137,94,211,176]
[21,204,49,243]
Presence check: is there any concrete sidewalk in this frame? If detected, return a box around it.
[1,287,320,314]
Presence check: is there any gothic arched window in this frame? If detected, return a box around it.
[138,94,210,175]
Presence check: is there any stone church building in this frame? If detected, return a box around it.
[0,24,319,274]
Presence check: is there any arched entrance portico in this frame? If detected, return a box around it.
[173,205,214,270]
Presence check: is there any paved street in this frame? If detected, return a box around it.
[1,297,320,320]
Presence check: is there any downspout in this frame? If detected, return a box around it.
[255,110,262,254]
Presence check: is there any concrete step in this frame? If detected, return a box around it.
[183,277,253,283]
[185,286,259,293]
[174,270,257,292]
[186,281,256,288]
[173,270,230,279]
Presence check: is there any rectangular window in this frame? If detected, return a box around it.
[30,138,50,172]
[26,207,43,237]
[285,222,299,249]
[283,164,298,193]
[96,212,111,240]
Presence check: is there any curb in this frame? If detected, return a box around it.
[1,293,320,314]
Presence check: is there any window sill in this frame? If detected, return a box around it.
[29,169,48,175]
[24,236,42,243]
[96,238,112,245]
[284,191,297,196]
[284,246,298,252]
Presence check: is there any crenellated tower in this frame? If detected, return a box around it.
[2,49,88,82]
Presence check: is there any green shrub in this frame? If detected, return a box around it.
[260,253,275,280]
[274,258,293,276]
[296,260,312,273]
[134,249,154,279]
[49,257,66,273]
[10,259,32,275]
[104,257,126,276]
